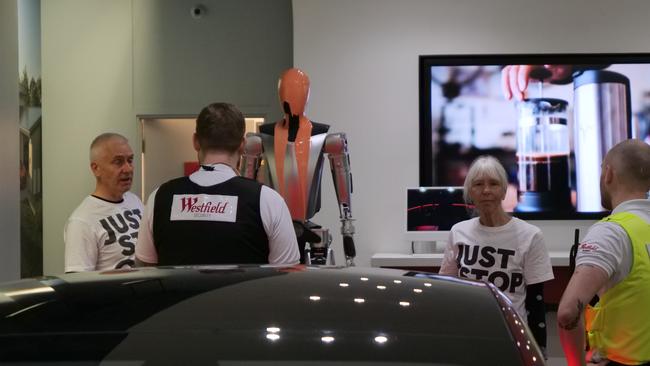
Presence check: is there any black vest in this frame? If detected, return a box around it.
[152,176,269,265]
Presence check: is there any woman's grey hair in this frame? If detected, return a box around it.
[462,155,508,204]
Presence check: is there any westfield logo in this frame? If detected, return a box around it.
[181,197,198,211]
[181,196,229,214]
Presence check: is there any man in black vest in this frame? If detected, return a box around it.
[135,103,300,266]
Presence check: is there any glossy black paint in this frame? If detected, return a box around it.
[0,265,544,365]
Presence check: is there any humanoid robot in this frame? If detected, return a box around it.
[240,68,356,266]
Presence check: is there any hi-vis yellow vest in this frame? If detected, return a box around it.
[586,212,650,365]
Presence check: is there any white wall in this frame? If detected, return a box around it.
[41,0,292,275]
[0,0,21,282]
[293,0,650,266]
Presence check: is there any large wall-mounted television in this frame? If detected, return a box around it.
[419,53,650,219]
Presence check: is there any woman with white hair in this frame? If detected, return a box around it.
[439,155,554,357]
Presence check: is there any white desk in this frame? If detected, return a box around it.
[371,251,570,268]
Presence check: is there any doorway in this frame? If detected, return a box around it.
[140,116,264,199]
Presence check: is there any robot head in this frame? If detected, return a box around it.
[278,68,310,118]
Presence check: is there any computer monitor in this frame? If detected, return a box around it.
[406,187,472,243]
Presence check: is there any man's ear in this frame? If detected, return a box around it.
[90,161,100,177]
[603,164,614,184]
[192,133,201,152]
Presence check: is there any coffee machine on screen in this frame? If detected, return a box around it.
[514,68,631,213]
[573,70,631,212]
[239,68,356,266]
[515,98,573,212]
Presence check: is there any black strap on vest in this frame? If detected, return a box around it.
[568,227,600,306]
[569,228,580,275]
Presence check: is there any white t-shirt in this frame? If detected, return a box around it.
[576,199,650,294]
[136,164,300,265]
[440,217,554,319]
[64,192,144,272]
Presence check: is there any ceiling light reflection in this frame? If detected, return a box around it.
[393,280,402,284]
[424,282,432,287]
[399,301,410,307]
[309,295,321,301]
[374,335,388,344]
[354,298,365,303]
[4,286,55,297]
[376,285,387,290]
[413,288,423,293]
[339,283,349,287]
[266,333,280,341]
[266,327,280,333]
[360,277,369,281]
[321,336,335,343]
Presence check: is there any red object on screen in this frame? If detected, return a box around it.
[184,162,200,176]
[415,225,439,231]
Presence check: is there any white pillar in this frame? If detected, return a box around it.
[0,0,21,282]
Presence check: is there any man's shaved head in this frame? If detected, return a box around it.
[90,133,129,162]
[605,139,650,192]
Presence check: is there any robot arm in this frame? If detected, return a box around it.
[240,133,263,179]
[324,133,356,266]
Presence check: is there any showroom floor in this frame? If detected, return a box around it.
[546,312,568,366]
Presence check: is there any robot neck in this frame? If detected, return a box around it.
[286,113,299,141]
[282,101,308,141]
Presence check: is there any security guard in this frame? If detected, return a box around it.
[558,139,650,366]
[136,103,299,266]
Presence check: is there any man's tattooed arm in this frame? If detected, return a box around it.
[560,300,584,330]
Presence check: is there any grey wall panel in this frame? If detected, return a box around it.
[133,0,292,121]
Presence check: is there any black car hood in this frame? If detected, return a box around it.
[0,266,527,365]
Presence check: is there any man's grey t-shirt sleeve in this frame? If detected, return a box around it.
[260,186,300,265]
[135,189,159,264]
[64,218,98,272]
[576,222,629,278]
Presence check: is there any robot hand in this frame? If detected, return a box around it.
[292,220,321,244]
[343,235,356,267]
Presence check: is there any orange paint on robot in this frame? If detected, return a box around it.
[273,68,313,220]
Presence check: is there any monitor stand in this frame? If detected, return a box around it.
[411,241,437,254]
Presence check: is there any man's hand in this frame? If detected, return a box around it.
[501,65,573,100]
[502,65,535,101]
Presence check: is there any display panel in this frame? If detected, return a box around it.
[419,54,650,219]
[406,187,471,242]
